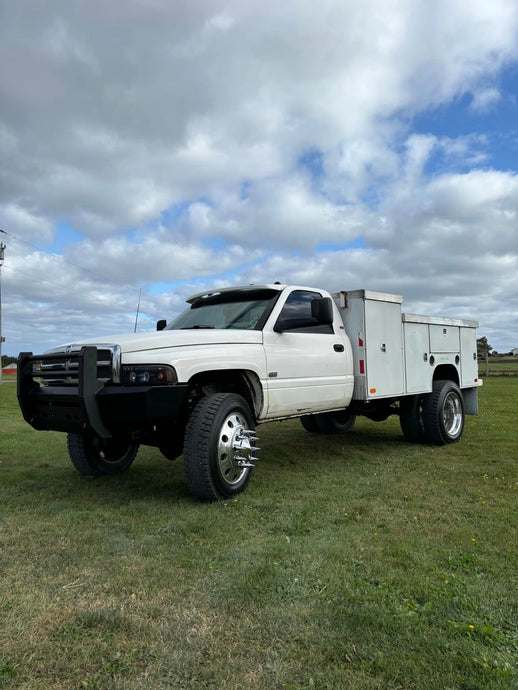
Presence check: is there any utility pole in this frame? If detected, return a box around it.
[0,242,5,385]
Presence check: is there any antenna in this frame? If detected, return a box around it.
[134,287,142,333]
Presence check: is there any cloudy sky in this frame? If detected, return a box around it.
[1,0,518,355]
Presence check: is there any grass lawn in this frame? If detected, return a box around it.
[479,358,518,376]
[0,378,517,689]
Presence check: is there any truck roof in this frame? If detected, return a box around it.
[186,284,285,303]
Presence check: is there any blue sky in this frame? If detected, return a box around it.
[47,222,85,252]
[1,0,518,354]
[413,66,518,173]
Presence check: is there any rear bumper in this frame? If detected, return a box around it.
[17,348,188,438]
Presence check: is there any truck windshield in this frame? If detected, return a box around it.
[166,289,280,331]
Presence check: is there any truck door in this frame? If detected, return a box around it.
[263,289,351,418]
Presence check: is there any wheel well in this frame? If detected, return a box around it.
[187,370,263,419]
[432,364,459,385]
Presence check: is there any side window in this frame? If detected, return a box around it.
[276,290,334,334]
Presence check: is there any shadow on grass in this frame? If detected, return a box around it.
[262,419,417,465]
[3,454,192,508]
[3,420,420,512]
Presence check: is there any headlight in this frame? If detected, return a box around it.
[121,365,177,385]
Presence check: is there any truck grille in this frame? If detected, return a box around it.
[32,345,120,386]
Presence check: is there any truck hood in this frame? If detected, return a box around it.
[50,329,263,354]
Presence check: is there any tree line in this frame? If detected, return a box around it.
[2,355,17,367]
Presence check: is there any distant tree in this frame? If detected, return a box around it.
[1,355,17,367]
[477,337,492,356]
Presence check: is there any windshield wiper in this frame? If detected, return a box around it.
[180,325,215,329]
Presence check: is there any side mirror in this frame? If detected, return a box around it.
[311,297,333,325]
[156,319,167,331]
[274,317,318,333]
[273,297,335,332]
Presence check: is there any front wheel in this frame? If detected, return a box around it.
[67,433,139,476]
[183,393,258,501]
[422,380,465,445]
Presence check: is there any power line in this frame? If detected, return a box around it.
[2,265,156,326]
[0,229,154,333]
[0,227,140,293]
[2,264,87,295]
[2,265,140,311]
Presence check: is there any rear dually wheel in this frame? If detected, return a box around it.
[399,394,426,443]
[422,380,465,445]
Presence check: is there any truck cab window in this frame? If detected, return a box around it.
[276,290,334,333]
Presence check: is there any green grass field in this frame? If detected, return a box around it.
[479,357,518,376]
[0,378,517,689]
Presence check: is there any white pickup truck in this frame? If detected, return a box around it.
[18,284,482,501]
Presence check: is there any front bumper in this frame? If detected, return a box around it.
[17,348,188,438]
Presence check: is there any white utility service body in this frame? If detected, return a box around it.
[332,289,480,415]
[18,283,481,501]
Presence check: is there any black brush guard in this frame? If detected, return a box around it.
[17,346,187,439]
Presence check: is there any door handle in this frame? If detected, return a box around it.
[334,344,344,352]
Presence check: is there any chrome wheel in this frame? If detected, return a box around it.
[183,393,258,501]
[218,412,258,485]
[422,380,465,445]
[443,391,463,437]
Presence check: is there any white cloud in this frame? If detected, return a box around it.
[66,234,263,283]
[0,205,54,241]
[184,176,373,250]
[1,0,518,353]
[470,87,502,112]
